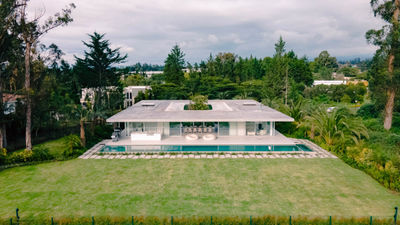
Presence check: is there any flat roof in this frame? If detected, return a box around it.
[106,100,294,122]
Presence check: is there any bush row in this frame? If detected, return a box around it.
[0,216,395,225]
[0,134,86,167]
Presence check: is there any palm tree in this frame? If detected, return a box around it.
[302,107,369,150]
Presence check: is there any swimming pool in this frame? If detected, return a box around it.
[100,144,312,153]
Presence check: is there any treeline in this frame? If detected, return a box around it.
[0,1,126,151]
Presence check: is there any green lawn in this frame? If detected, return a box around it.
[14,137,68,159]
[0,158,399,219]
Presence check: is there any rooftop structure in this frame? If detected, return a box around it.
[108,100,293,123]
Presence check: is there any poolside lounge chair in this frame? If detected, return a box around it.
[185,134,198,141]
[203,134,216,141]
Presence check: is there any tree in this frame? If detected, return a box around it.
[314,50,339,70]
[16,1,75,150]
[188,95,209,110]
[366,0,400,130]
[164,45,185,84]
[302,107,369,150]
[75,32,127,124]
[263,36,288,103]
[75,32,127,89]
[0,0,20,149]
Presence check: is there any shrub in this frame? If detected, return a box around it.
[62,134,86,159]
[31,146,54,161]
[6,149,33,164]
[357,103,379,118]
[64,134,83,150]
[0,148,7,165]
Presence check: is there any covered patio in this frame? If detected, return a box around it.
[106,130,295,146]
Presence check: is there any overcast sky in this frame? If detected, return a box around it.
[27,0,383,65]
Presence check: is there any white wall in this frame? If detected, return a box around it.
[229,122,237,136]
[163,122,170,136]
[237,122,246,136]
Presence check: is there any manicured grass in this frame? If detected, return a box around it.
[34,137,69,159]
[0,158,399,219]
[14,137,68,159]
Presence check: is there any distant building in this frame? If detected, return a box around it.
[2,94,23,115]
[313,80,346,86]
[128,71,163,78]
[80,87,117,106]
[124,86,151,108]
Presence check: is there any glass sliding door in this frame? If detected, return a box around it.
[246,122,256,136]
[218,122,230,136]
[169,122,181,136]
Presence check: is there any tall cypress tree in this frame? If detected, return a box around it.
[164,45,185,85]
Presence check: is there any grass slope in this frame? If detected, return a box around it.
[0,158,399,218]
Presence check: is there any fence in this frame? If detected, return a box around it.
[2,208,399,225]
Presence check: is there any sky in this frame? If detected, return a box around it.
[27,0,384,65]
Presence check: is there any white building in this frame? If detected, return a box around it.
[103,100,311,153]
[80,87,117,106]
[123,86,151,108]
[313,80,346,86]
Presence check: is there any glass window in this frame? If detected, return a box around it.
[219,122,230,136]
[169,122,181,136]
[246,122,256,136]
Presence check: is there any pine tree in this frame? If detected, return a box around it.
[164,45,185,84]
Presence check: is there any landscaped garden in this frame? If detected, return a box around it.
[0,157,399,219]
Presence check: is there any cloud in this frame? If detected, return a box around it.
[28,0,384,64]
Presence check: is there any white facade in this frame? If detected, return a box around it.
[313,80,346,86]
[123,86,151,108]
[80,87,117,106]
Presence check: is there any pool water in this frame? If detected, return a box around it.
[100,144,312,153]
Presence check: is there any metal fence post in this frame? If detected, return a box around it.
[329,216,332,225]
[92,216,95,225]
[210,216,212,225]
[395,207,398,225]
[250,216,252,225]
[370,216,373,225]
[132,216,134,225]
[171,216,173,225]
[289,216,292,225]
[9,218,12,225]
[51,217,54,225]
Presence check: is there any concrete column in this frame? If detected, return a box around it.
[270,121,274,136]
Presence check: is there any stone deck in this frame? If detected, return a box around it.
[79,138,337,159]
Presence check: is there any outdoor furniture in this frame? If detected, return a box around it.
[185,134,198,141]
[247,131,256,136]
[203,134,216,141]
[203,127,208,133]
[207,127,213,133]
[188,127,193,133]
[183,127,189,133]
[259,130,267,135]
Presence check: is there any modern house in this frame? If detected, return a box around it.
[104,100,307,152]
